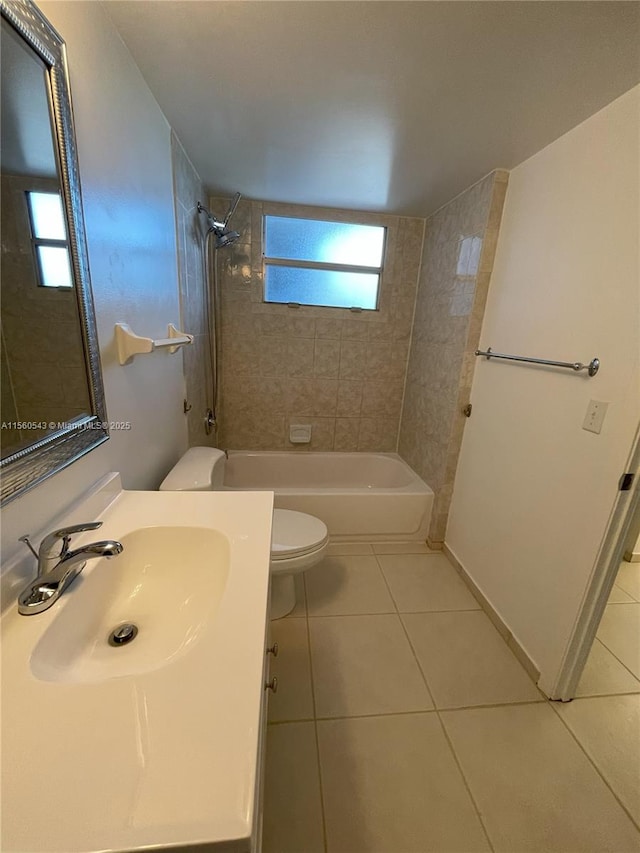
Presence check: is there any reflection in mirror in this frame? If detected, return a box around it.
[1,17,92,457]
[0,0,108,505]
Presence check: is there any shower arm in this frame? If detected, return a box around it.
[198,193,241,233]
[223,192,241,228]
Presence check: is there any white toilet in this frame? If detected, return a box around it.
[159,447,329,618]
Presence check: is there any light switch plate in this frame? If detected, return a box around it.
[582,400,608,434]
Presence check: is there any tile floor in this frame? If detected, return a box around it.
[263,544,640,853]
[577,559,640,696]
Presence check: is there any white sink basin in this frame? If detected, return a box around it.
[1,481,273,853]
[31,526,230,683]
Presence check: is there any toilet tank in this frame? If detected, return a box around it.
[159,447,226,492]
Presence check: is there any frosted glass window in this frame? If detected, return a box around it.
[27,191,67,240]
[265,266,379,310]
[265,216,385,267]
[25,190,73,288]
[263,214,385,310]
[37,246,73,288]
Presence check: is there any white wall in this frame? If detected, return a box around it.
[447,86,640,695]
[1,1,187,570]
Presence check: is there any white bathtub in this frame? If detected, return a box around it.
[223,452,433,541]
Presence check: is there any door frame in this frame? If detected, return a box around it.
[551,420,640,701]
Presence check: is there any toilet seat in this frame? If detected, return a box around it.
[269,510,329,617]
[270,509,329,561]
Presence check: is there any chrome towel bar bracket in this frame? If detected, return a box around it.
[475,347,600,377]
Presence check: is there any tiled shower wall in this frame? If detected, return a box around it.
[171,131,216,447]
[214,199,425,452]
[398,170,508,544]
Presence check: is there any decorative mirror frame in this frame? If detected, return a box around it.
[0,0,108,505]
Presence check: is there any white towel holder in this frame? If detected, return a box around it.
[115,323,194,365]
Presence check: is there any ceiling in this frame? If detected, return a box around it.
[105,1,640,217]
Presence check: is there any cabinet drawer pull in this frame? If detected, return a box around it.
[265,677,278,693]
[266,643,279,657]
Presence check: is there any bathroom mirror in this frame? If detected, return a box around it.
[0,0,108,505]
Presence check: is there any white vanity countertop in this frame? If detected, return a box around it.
[1,486,274,853]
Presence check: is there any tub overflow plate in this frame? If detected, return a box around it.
[108,623,138,646]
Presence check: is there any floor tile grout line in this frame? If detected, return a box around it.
[270,548,640,850]
[385,548,541,696]
[435,710,496,853]
[377,548,544,710]
[607,584,640,604]
[318,697,548,716]
[296,606,484,620]
[302,574,329,853]
[375,549,495,851]
[549,700,640,833]
[373,551,404,617]
[372,554,542,711]
[571,689,640,702]
[267,698,550,725]
[375,553,438,706]
[593,635,640,685]
[616,583,640,602]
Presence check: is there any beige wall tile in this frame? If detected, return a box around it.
[336,380,363,418]
[287,338,315,378]
[334,418,360,452]
[340,318,369,341]
[286,379,315,415]
[339,339,368,380]
[310,379,338,417]
[398,171,508,540]
[315,317,343,339]
[208,198,423,451]
[361,380,404,418]
[358,417,399,452]
[259,336,288,378]
[313,338,340,378]
[288,315,316,338]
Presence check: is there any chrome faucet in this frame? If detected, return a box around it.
[17,522,123,615]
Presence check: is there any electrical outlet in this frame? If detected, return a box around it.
[582,400,608,434]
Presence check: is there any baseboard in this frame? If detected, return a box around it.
[443,543,542,686]
[426,537,444,551]
[623,550,640,563]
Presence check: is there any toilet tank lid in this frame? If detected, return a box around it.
[159,447,226,491]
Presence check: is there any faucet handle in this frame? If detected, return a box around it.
[40,521,103,559]
[50,521,103,538]
[18,535,39,559]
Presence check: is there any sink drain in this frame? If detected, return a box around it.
[108,623,138,646]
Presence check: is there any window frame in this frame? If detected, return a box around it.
[262,213,387,312]
[25,189,73,289]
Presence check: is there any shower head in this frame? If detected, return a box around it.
[215,229,240,249]
[197,192,242,249]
